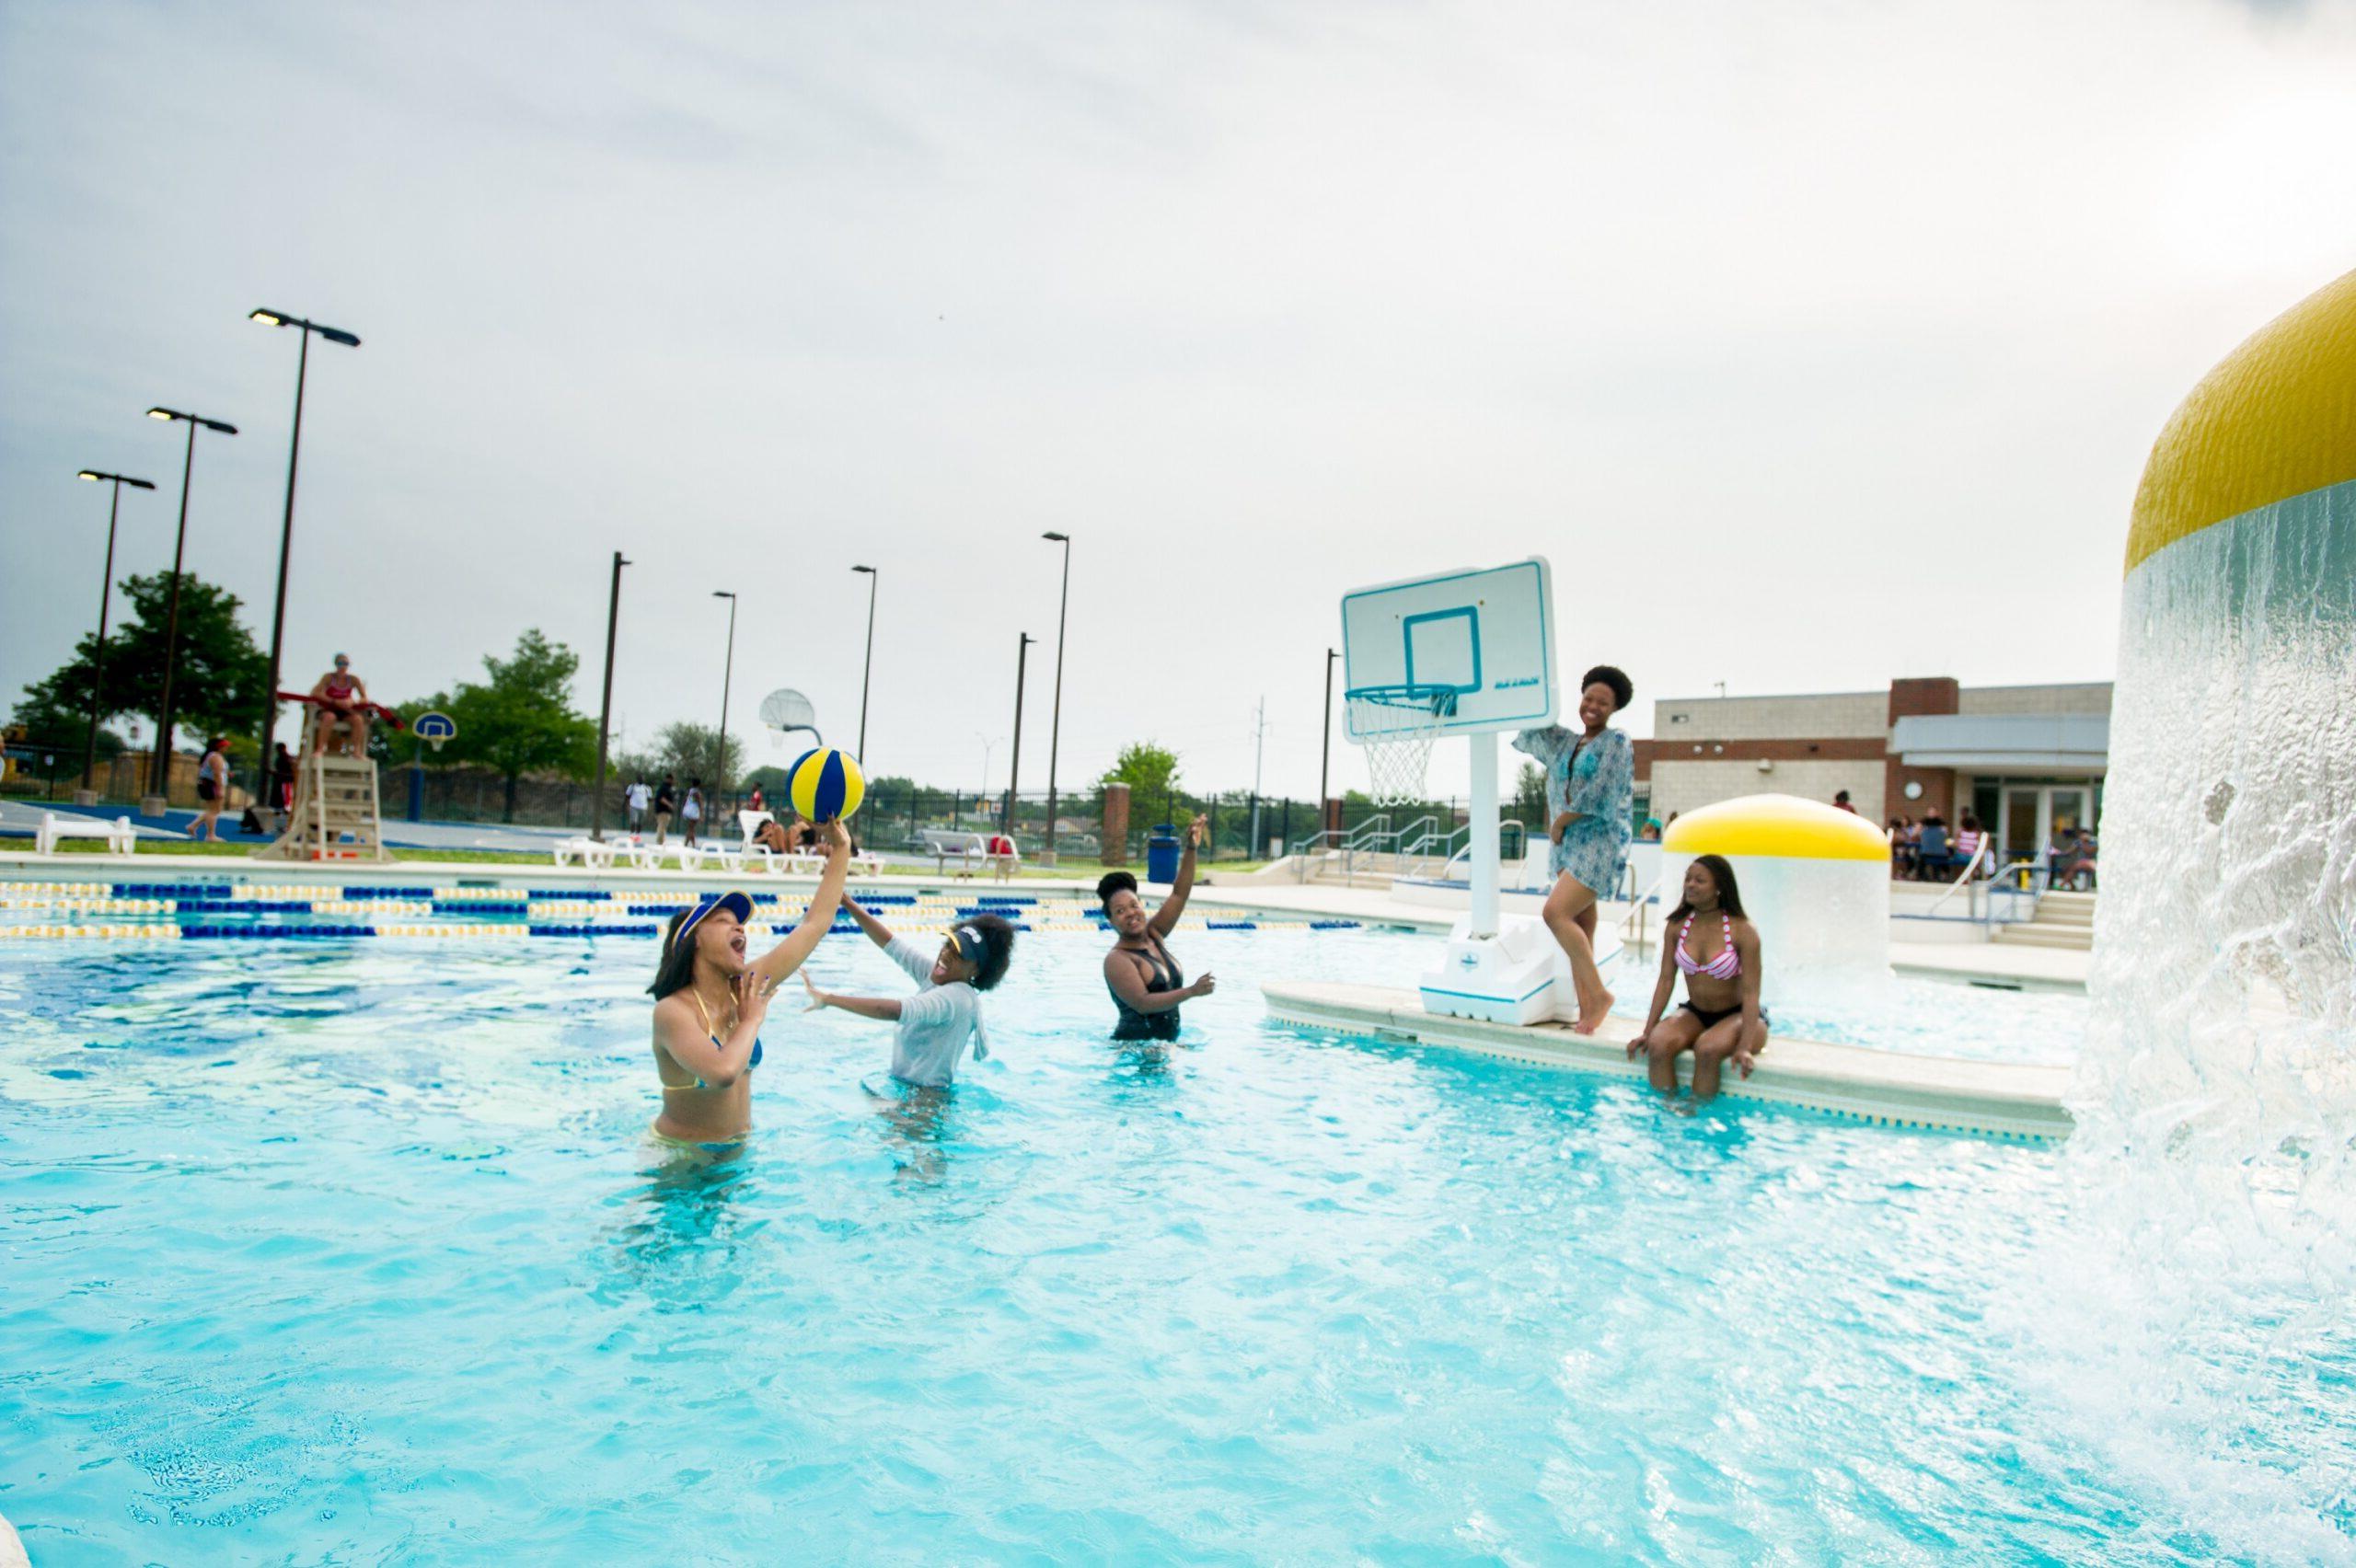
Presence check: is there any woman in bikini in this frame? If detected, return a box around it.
[308,653,370,755]
[646,821,849,1149]
[1098,813,1215,1042]
[1624,852,1765,1103]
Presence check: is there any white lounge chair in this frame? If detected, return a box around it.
[551,836,618,870]
[36,813,142,855]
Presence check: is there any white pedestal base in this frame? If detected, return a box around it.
[1418,913,1577,1026]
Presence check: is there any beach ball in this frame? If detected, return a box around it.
[786,747,865,822]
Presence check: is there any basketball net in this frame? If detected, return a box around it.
[1348,688,1453,806]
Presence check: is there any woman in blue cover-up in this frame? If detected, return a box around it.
[1512,664,1636,1034]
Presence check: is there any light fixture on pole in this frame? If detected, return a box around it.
[591,552,630,841]
[248,307,360,797]
[1005,632,1034,836]
[144,406,239,799]
[75,469,157,802]
[1039,531,1071,865]
[712,591,738,801]
[851,565,877,766]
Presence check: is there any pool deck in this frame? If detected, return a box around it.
[1261,980,2074,1142]
[0,850,2090,991]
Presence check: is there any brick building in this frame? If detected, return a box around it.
[1634,679,2109,865]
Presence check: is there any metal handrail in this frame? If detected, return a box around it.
[1921,837,1993,917]
[1429,820,1530,881]
[1622,865,1671,949]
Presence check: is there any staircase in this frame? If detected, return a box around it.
[1992,889,2095,950]
[253,711,390,862]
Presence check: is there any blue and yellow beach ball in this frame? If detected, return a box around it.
[786,747,865,823]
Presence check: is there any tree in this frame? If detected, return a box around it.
[1098,741,1180,800]
[11,571,268,766]
[410,629,596,822]
[1513,761,1548,827]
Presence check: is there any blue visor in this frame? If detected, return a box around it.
[678,890,755,943]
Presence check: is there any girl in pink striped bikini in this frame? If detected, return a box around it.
[1625,854,1767,1104]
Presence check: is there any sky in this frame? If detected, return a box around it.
[5,0,2353,801]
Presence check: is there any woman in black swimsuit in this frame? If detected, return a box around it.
[1099,813,1216,1041]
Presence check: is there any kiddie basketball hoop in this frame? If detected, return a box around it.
[1345,684,1456,805]
[757,688,820,752]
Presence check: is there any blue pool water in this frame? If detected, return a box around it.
[2,929,2346,1562]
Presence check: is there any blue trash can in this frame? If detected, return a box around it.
[1146,824,1181,884]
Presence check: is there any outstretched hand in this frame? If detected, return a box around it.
[734,972,774,1028]
[801,972,828,1012]
[1188,813,1209,848]
[820,819,849,855]
[1190,972,1218,998]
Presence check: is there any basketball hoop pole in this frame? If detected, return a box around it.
[1468,731,1501,940]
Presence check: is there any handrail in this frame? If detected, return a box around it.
[1431,820,1529,881]
[1922,837,1993,916]
[1622,865,1671,949]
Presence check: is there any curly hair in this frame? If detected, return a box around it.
[1580,664,1634,712]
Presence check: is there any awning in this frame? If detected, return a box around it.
[1888,713,2108,773]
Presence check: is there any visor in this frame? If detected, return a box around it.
[679,890,756,944]
[945,924,988,965]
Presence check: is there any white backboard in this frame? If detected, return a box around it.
[1340,558,1556,738]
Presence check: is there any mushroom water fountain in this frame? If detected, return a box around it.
[1657,793,1893,1018]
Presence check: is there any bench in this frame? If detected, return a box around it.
[550,836,618,870]
[916,827,1018,881]
[34,813,144,856]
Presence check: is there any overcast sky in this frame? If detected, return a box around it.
[5,0,2352,801]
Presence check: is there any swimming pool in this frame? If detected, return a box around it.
[3,928,2345,1561]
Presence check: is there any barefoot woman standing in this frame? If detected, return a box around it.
[1512,664,1635,1034]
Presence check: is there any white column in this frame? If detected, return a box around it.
[1468,730,1500,939]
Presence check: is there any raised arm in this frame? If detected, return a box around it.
[802,971,902,1021]
[1150,814,1207,936]
[749,824,851,986]
[840,893,896,951]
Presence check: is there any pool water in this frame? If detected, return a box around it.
[3,929,2346,1562]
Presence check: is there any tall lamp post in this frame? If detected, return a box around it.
[712,591,738,804]
[850,565,877,766]
[1321,646,1337,836]
[144,407,238,800]
[591,551,630,840]
[1005,632,1034,836]
[248,307,360,796]
[1039,531,1071,865]
[74,469,157,802]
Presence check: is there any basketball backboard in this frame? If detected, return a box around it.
[1340,558,1555,738]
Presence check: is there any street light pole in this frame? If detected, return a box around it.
[248,309,360,795]
[851,565,877,766]
[75,470,157,801]
[1321,647,1337,834]
[591,551,630,840]
[712,591,738,804]
[1005,632,1034,836]
[1039,531,1071,865]
[144,407,238,798]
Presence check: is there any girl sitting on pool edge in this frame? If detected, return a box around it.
[803,895,1018,1089]
[645,822,851,1149]
[1624,853,1766,1104]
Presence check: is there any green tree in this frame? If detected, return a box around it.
[10,571,268,765]
[1099,741,1180,800]
[410,628,596,822]
[1513,760,1548,827]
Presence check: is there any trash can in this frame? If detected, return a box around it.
[1146,824,1182,884]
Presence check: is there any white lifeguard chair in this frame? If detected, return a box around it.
[254,702,390,862]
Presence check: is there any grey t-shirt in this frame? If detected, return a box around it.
[884,935,988,1088]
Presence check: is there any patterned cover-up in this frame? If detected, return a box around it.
[1512,725,1635,896]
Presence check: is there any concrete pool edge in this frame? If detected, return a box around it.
[1261,980,2074,1143]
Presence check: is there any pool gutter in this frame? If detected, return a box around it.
[1261,980,2073,1143]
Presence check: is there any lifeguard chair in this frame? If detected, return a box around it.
[253,695,396,862]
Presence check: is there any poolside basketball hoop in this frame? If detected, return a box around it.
[757,688,820,753]
[1345,685,1455,805]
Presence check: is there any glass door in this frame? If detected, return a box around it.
[2002,786,2044,869]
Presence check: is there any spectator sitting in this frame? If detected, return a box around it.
[1888,816,1914,880]
[1915,813,1950,880]
[1832,790,1857,813]
[1954,813,1987,875]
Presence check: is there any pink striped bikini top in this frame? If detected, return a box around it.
[1674,910,1740,980]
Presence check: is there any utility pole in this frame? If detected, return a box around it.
[1320,647,1337,840]
[591,551,629,840]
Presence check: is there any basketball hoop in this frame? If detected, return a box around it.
[1346,685,1455,805]
[757,688,820,753]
